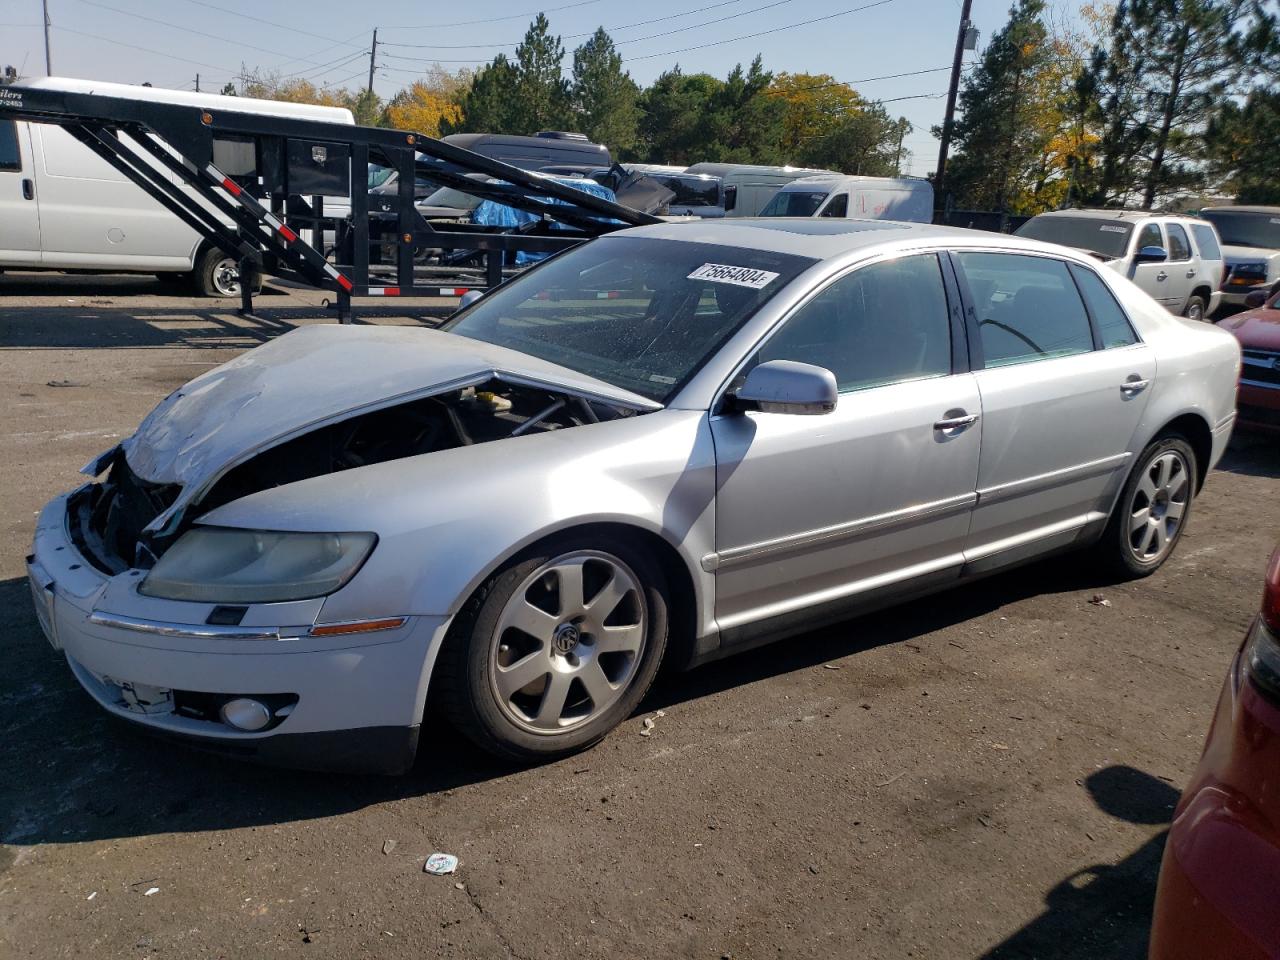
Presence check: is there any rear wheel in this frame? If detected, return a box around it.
[1183,294,1207,322]
[437,533,669,761]
[1097,436,1196,578]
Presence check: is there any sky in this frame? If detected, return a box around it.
[0,0,1086,176]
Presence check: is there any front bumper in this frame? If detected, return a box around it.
[1220,284,1271,307]
[1149,639,1280,959]
[26,493,450,774]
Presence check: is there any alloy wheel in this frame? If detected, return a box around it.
[490,551,647,734]
[1127,450,1190,564]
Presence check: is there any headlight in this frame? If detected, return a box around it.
[139,527,376,603]
[1244,549,1280,700]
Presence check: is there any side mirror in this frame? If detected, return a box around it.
[733,359,837,415]
[453,289,485,315]
[1245,290,1269,309]
[723,185,737,213]
[1135,245,1168,264]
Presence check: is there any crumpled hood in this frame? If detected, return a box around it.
[121,324,659,490]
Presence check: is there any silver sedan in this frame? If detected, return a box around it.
[27,220,1241,772]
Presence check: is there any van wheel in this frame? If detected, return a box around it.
[192,248,261,298]
[1183,295,1207,322]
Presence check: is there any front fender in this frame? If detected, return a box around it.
[197,408,719,637]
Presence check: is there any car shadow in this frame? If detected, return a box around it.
[0,551,1126,850]
[1216,430,1280,480]
[979,766,1180,959]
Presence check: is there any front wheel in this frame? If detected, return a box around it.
[1097,436,1196,578]
[437,533,669,761]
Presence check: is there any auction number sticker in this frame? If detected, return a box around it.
[1098,225,1127,233]
[688,263,780,289]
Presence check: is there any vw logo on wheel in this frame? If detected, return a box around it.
[552,623,581,655]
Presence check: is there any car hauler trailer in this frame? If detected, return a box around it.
[0,79,660,321]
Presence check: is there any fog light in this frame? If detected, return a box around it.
[220,698,272,732]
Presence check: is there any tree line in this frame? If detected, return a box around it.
[230,15,916,177]
[228,0,1279,212]
[944,0,1280,213]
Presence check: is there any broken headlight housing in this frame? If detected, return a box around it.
[138,527,376,604]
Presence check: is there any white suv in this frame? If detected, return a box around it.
[1016,210,1224,321]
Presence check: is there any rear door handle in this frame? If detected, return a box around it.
[1155,271,1167,281]
[22,178,34,200]
[934,412,979,432]
[1186,269,1196,278]
[1120,378,1150,395]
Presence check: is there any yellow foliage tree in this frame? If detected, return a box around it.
[384,81,463,136]
[766,72,868,157]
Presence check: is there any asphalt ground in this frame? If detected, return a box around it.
[1,271,1277,960]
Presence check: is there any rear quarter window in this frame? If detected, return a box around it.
[1189,223,1222,261]
[1070,265,1139,349]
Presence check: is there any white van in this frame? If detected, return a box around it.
[758,174,934,223]
[0,77,354,296]
[684,163,839,217]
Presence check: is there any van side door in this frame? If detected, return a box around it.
[0,120,42,265]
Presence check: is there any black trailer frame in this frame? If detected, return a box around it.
[0,84,661,321]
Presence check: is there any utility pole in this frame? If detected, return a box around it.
[42,0,53,75]
[367,27,378,94]
[933,0,974,216]
[195,73,200,92]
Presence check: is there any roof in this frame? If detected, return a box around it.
[613,217,1067,260]
[1200,205,1280,215]
[1033,209,1161,222]
[779,174,931,190]
[24,76,354,124]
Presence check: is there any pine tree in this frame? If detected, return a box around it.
[456,55,520,133]
[511,14,570,134]
[570,28,640,152]
[943,0,1054,214]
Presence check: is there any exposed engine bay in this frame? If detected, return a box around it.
[68,379,639,574]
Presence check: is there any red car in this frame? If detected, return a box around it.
[1150,549,1280,959]
[1219,289,1280,431]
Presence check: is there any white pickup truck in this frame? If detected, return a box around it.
[0,77,353,296]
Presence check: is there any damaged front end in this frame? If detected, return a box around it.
[70,377,648,574]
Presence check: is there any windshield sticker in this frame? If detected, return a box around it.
[1099,225,1127,233]
[1271,218,1280,225]
[688,263,780,289]
[648,374,677,385]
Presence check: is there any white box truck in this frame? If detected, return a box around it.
[757,174,934,223]
[0,77,353,296]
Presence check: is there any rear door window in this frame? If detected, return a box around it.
[0,120,21,172]
[955,252,1095,368]
[1166,223,1191,261]
[1070,265,1139,349]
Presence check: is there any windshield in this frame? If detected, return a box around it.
[1199,210,1280,249]
[420,186,484,211]
[759,190,829,217]
[442,236,817,402]
[1015,216,1133,259]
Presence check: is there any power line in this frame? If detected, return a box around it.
[379,0,774,51]
[165,0,361,48]
[622,0,898,63]
[68,0,350,68]
[51,24,241,73]
[386,0,605,30]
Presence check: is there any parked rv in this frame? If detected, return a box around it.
[683,162,838,217]
[758,174,934,223]
[0,77,354,296]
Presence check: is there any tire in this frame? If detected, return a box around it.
[1183,294,1207,322]
[1096,435,1196,579]
[191,248,261,298]
[436,532,670,762]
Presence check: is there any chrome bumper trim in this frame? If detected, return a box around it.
[87,610,288,642]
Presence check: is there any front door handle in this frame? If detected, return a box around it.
[22,178,34,200]
[1155,271,1168,281]
[934,412,979,432]
[1120,377,1151,395]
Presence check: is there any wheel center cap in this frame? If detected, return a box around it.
[552,623,580,655]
